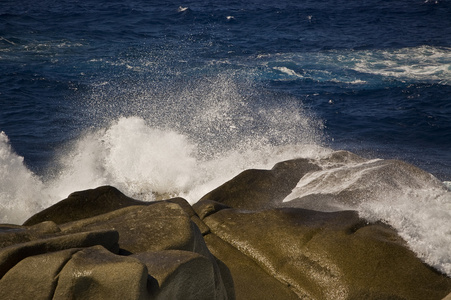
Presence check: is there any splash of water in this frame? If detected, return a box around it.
[1,72,325,224]
[283,152,451,276]
[0,132,49,223]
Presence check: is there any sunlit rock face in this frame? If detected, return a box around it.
[1,152,451,299]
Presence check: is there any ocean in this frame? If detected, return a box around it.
[1,0,451,276]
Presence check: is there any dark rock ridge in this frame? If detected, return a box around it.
[1,151,451,299]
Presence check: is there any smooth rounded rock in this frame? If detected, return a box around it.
[203,207,451,300]
[23,186,148,226]
[133,250,231,300]
[53,245,149,300]
[0,229,119,278]
[0,221,60,248]
[59,201,208,255]
[199,158,320,210]
[0,248,80,299]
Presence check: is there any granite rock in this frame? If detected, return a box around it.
[2,151,451,299]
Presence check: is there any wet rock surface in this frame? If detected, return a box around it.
[1,151,451,299]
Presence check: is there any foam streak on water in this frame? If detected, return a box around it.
[263,45,451,86]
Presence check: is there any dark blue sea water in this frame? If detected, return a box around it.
[1,0,451,274]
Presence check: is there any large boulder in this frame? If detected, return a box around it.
[198,151,447,213]
[200,206,451,300]
[203,232,299,300]
[0,247,82,299]
[282,152,447,211]
[23,186,148,226]
[198,158,320,210]
[0,229,119,278]
[58,201,207,255]
[0,198,232,299]
[133,250,230,300]
[0,245,150,300]
[53,246,149,300]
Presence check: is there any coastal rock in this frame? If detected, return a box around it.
[58,201,208,255]
[167,197,211,235]
[1,200,231,299]
[0,245,149,300]
[0,247,81,299]
[203,232,299,300]
[193,199,231,220]
[23,185,148,226]
[1,151,451,299]
[53,246,149,300]
[283,154,447,211]
[0,229,119,278]
[0,220,60,248]
[199,151,447,212]
[133,250,229,300]
[202,206,451,300]
[199,158,320,210]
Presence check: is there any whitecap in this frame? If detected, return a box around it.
[273,66,303,78]
[178,6,189,12]
[351,45,451,84]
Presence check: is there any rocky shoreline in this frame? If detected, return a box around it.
[1,151,451,299]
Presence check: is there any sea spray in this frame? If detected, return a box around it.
[359,187,451,277]
[0,132,48,223]
[0,120,326,225]
[0,72,326,224]
[52,116,327,204]
[283,153,451,276]
[51,117,199,201]
[81,71,325,151]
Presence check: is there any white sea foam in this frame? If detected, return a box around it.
[0,36,17,46]
[51,117,199,201]
[444,181,451,191]
[0,132,49,223]
[52,113,327,204]
[262,45,451,85]
[352,46,451,84]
